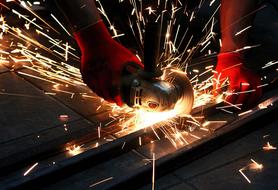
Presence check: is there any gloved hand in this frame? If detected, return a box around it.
[213,52,262,107]
[74,20,143,106]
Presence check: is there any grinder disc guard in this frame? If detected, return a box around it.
[164,68,194,115]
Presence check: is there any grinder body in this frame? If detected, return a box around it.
[121,22,194,115]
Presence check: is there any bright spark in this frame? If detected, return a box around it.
[249,159,263,171]
[23,162,38,176]
[263,142,277,151]
[66,144,83,156]
[239,168,251,183]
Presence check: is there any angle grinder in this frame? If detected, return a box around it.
[121,22,194,115]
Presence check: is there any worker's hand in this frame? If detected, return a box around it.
[74,20,143,106]
[213,52,262,107]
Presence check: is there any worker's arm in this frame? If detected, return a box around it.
[52,0,143,106]
[214,0,262,107]
[53,0,100,31]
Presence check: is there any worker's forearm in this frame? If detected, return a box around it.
[52,0,101,32]
[220,0,258,53]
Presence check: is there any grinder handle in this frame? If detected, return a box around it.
[144,22,161,77]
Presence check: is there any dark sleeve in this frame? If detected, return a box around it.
[46,0,101,32]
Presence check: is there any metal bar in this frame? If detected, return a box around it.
[105,96,278,189]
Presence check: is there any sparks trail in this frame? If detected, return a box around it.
[0,0,226,148]
[3,94,278,189]
[1,0,278,189]
[1,0,276,164]
[0,0,273,165]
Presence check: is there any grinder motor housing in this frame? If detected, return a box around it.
[121,22,194,114]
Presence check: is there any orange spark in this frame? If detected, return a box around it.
[263,142,277,151]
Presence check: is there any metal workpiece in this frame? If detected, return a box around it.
[106,95,278,190]
[3,87,278,190]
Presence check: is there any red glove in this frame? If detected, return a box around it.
[213,52,262,107]
[74,21,143,106]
